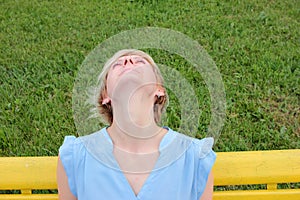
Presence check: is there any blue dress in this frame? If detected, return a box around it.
[59,127,216,200]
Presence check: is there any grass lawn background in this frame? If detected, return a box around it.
[0,0,299,156]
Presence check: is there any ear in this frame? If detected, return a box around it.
[102,97,111,105]
[154,86,165,98]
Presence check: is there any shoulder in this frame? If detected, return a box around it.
[169,129,217,168]
[59,128,106,158]
[191,137,215,159]
[59,136,79,154]
[168,128,215,159]
[162,129,216,197]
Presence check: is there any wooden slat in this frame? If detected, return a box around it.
[213,149,300,186]
[213,189,300,200]
[0,157,57,190]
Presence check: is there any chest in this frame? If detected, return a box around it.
[113,148,160,195]
[123,172,150,195]
[77,150,198,200]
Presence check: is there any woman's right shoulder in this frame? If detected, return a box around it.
[59,128,106,157]
[60,135,83,151]
[59,135,85,162]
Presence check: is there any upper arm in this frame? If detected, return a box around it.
[57,156,77,200]
[199,171,214,200]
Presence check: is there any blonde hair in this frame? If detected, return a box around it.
[95,49,168,125]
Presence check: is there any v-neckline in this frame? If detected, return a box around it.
[118,161,156,198]
[103,127,172,198]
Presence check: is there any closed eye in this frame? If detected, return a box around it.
[136,59,146,64]
[112,63,122,69]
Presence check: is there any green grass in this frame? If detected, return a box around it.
[0,0,299,156]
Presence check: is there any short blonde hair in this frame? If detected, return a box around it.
[97,49,168,125]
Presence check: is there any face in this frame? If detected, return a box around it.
[105,55,158,98]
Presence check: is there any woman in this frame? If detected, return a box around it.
[57,49,216,200]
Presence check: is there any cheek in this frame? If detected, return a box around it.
[106,73,117,96]
[143,67,158,83]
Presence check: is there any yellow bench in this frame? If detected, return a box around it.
[1,149,299,200]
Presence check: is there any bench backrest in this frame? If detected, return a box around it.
[213,149,300,200]
[0,150,299,199]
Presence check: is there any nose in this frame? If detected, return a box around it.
[123,56,134,66]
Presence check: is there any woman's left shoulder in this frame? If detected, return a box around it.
[163,128,216,161]
[191,137,215,159]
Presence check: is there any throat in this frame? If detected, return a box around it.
[112,89,155,127]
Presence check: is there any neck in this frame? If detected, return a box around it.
[108,124,165,153]
[108,91,166,153]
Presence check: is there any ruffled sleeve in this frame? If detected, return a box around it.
[59,136,77,197]
[194,137,217,198]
